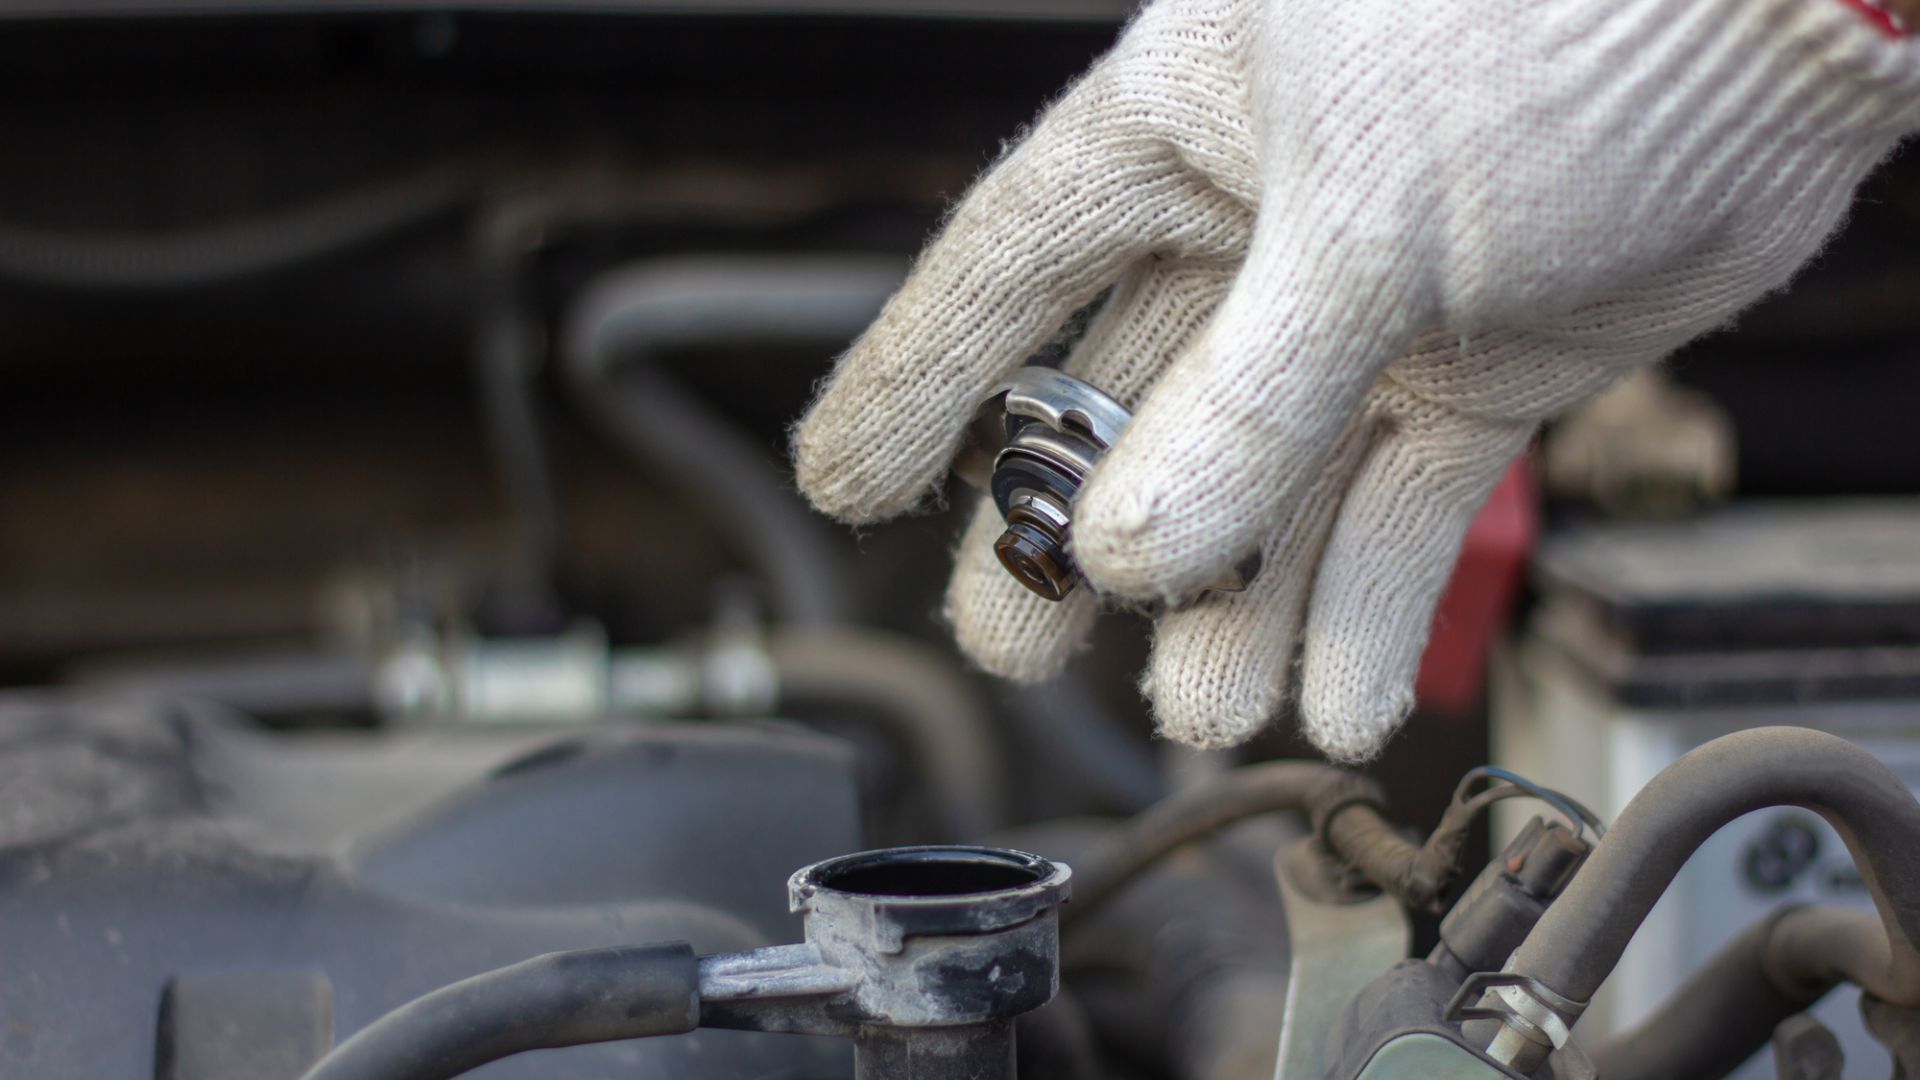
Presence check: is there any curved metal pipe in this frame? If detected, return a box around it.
[1508,726,1920,1008]
[561,255,905,627]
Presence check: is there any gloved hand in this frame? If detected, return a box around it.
[794,0,1920,762]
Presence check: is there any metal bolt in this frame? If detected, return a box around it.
[957,367,1262,605]
[993,503,1075,601]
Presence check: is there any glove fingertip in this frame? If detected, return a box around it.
[791,394,937,525]
[1300,686,1413,765]
[945,593,1081,683]
[1071,380,1290,604]
[1142,660,1278,751]
[945,503,1093,682]
[793,463,925,526]
[1074,464,1236,604]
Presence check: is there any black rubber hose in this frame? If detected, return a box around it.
[297,942,700,1080]
[562,256,904,628]
[1320,799,1458,915]
[1509,727,1920,1008]
[473,245,566,602]
[1063,763,1347,925]
[1001,818,1294,1080]
[1587,909,1821,1080]
[0,159,486,289]
[1080,839,1292,1080]
[559,255,1166,819]
[1060,762,1456,925]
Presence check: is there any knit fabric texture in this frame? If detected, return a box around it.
[794,0,1920,763]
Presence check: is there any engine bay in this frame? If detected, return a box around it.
[5,7,1920,1079]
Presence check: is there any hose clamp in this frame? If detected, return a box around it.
[1444,970,1588,1072]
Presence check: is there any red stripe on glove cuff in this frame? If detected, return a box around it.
[1837,0,1909,38]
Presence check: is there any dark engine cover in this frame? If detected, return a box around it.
[0,699,862,1078]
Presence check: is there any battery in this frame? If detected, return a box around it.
[1493,499,1920,1079]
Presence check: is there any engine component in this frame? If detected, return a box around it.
[0,701,862,1080]
[1497,727,1920,1077]
[1061,757,1587,927]
[1029,753,1600,1079]
[1585,911,1833,1080]
[704,846,1072,1078]
[1272,840,1413,1080]
[1317,818,1596,1080]
[26,693,1917,1080]
[1860,995,1920,1078]
[1770,1014,1844,1080]
[1353,1029,1580,1080]
[563,255,905,627]
[956,367,1260,602]
[1330,727,1920,1080]
[296,942,705,1080]
[300,845,1072,1080]
[372,620,1010,839]
[1001,816,1298,1080]
[1429,815,1591,982]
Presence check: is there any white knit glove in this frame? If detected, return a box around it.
[795,0,1920,762]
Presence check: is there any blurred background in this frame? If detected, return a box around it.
[1,5,1918,1078]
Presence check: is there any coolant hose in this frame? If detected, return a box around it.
[1062,762,1449,925]
[1587,909,1821,1080]
[1063,763,1347,924]
[997,819,1292,1080]
[297,942,699,1080]
[1588,903,1920,1079]
[561,256,904,628]
[1508,726,1920,1010]
[0,158,485,289]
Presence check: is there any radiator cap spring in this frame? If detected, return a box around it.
[955,367,1260,603]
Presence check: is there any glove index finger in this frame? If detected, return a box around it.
[793,69,1195,526]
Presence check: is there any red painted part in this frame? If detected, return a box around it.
[1414,459,1539,715]
[1837,0,1908,38]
